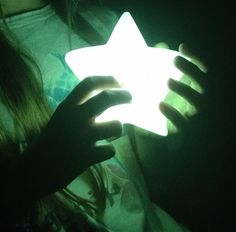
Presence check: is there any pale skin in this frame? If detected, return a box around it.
[1,0,208,223]
[0,0,208,190]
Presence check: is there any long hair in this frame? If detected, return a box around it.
[0,0,108,229]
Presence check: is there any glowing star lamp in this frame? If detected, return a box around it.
[65,12,184,136]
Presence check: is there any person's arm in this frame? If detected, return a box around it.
[0,76,131,226]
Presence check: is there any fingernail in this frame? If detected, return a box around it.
[123,90,132,101]
[168,78,178,88]
[174,56,185,67]
[179,43,190,54]
[159,101,166,111]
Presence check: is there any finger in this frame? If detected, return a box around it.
[92,143,116,163]
[63,76,120,107]
[159,101,188,132]
[83,143,115,167]
[179,43,208,73]
[154,42,170,49]
[88,120,123,141]
[174,56,205,92]
[80,89,132,119]
[168,78,203,109]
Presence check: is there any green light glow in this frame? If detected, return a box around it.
[65,12,187,136]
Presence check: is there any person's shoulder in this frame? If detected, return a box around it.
[80,5,119,41]
[85,5,119,22]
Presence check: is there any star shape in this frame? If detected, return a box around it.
[65,12,183,136]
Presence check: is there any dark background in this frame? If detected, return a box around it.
[104,0,233,62]
[103,1,235,231]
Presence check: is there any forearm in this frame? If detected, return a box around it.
[0,142,55,223]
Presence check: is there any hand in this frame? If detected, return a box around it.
[129,43,209,195]
[159,43,208,133]
[30,76,131,193]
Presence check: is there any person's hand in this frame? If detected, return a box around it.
[129,43,209,197]
[29,76,131,194]
[159,43,208,134]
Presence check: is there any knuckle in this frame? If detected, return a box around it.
[192,66,201,77]
[100,89,112,100]
[83,76,95,88]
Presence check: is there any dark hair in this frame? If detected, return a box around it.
[0,0,108,228]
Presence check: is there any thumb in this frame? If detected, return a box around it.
[92,142,116,164]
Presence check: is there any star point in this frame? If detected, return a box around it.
[65,12,184,136]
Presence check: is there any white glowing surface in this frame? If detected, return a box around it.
[65,12,184,136]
